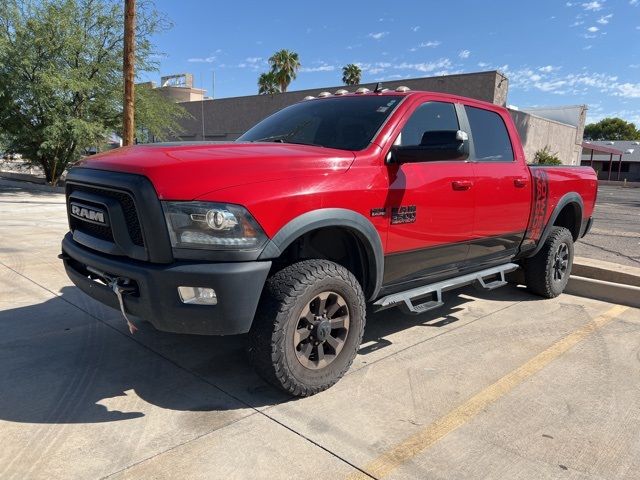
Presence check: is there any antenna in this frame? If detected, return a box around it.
[374,82,384,93]
[200,72,205,141]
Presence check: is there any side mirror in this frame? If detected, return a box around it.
[391,130,469,164]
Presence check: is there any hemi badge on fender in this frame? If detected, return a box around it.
[370,208,386,217]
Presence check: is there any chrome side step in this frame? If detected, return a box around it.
[374,263,519,315]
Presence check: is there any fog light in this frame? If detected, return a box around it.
[178,286,217,305]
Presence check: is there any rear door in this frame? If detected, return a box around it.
[383,100,475,287]
[463,105,532,264]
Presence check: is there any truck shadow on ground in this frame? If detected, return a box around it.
[0,284,535,425]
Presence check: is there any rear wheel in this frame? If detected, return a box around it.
[248,259,366,397]
[523,226,574,298]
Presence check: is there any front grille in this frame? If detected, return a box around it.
[68,184,144,247]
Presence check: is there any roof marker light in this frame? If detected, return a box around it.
[334,89,349,95]
[355,87,370,94]
[395,86,411,92]
[303,96,315,100]
[317,91,332,97]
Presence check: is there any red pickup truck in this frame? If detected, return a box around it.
[61,88,597,396]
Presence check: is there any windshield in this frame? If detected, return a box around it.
[237,96,402,150]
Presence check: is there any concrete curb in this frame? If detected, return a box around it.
[0,176,64,193]
[566,276,640,308]
[568,257,640,308]
[573,257,640,288]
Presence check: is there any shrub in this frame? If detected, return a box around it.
[533,146,563,165]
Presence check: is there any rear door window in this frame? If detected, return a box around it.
[465,106,514,161]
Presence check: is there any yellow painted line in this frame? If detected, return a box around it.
[348,304,629,480]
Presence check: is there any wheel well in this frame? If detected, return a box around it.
[274,227,372,298]
[553,202,581,241]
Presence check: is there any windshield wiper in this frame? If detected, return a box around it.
[251,134,289,143]
[251,120,313,145]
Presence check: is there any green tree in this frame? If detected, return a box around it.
[342,64,362,86]
[533,146,562,165]
[584,117,639,141]
[257,71,280,95]
[135,83,188,142]
[268,49,300,93]
[0,0,180,185]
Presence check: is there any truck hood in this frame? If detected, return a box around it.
[77,142,356,200]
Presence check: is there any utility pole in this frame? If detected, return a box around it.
[122,0,136,146]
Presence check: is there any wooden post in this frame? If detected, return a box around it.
[607,153,613,181]
[122,0,136,146]
[589,149,594,167]
[617,154,623,181]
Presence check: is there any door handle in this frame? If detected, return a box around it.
[513,177,528,188]
[452,180,473,191]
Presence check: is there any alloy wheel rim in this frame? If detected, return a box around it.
[553,243,569,281]
[293,291,350,370]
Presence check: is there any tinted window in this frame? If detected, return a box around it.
[465,106,514,161]
[238,96,401,150]
[399,101,459,146]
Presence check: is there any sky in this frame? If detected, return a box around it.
[147,0,640,124]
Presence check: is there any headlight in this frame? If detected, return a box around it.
[162,201,268,250]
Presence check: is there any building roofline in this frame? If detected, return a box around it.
[582,141,624,155]
[178,70,503,105]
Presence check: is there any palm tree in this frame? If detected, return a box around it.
[342,64,362,86]
[268,49,301,93]
[258,71,280,95]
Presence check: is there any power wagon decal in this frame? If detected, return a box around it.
[522,168,549,251]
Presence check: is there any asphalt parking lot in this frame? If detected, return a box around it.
[1,182,639,480]
[574,185,640,268]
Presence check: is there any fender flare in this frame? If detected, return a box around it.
[527,192,583,258]
[258,208,384,300]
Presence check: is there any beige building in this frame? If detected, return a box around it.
[140,73,207,102]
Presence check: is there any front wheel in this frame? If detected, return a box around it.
[523,226,574,298]
[248,259,366,397]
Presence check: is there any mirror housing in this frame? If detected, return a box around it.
[391,130,469,164]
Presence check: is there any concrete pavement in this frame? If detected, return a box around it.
[1,183,639,479]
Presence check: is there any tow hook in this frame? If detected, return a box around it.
[86,266,138,334]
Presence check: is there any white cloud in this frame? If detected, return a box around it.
[584,44,593,49]
[570,20,585,27]
[245,57,262,64]
[582,1,603,10]
[187,56,216,63]
[587,26,600,32]
[539,65,559,73]
[597,13,613,24]
[419,41,441,48]
[615,83,640,98]
[368,32,389,40]
[300,65,335,73]
[393,58,453,72]
[478,62,490,68]
[631,0,638,5]
[411,26,420,32]
[458,49,471,59]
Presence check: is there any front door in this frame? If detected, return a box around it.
[383,101,475,288]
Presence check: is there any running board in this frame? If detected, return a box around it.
[374,263,519,315]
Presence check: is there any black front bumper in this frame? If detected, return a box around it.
[62,233,271,335]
